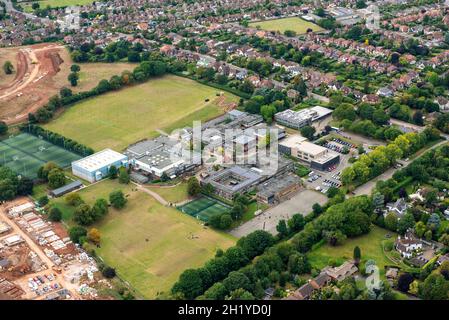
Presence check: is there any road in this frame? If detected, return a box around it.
[1,0,50,22]
[0,206,81,299]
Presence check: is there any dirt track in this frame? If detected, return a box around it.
[0,43,70,125]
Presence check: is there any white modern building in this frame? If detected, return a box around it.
[71,149,128,183]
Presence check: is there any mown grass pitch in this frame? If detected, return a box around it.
[44,75,238,151]
[179,196,231,222]
[49,179,235,298]
[0,133,81,178]
[249,17,323,34]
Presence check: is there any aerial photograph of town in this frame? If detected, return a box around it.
[0,0,449,307]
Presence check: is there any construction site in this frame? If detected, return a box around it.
[0,197,113,300]
[0,43,71,125]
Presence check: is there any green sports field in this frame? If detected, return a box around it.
[22,0,95,12]
[44,75,238,151]
[249,17,323,34]
[0,133,81,178]
[49,179,235,298]
[179,196,231,222]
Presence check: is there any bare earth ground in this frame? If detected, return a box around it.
[0,44,135,125]
[0,48,19,87]
[0,43,71,124]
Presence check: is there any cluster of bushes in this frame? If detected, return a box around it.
[29,58,168,124]
[65,190,126,226]
[172,230,276,299]
[372,145,449,243]
[20,124,94,157]
[37,162,66,189]
[341,127,441,187]
[172,195,373,300]
[0,166,33,201]
[70,40,145,63]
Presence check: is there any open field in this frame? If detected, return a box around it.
[0,133,81,178]
[307,226,400,276]
[75,62,136,93]
[146,181,189,204]
[44,75,239,151]
[249,17,323,34]
[0,48,18,87]
[22,0,95,12]
[50,179,235,298]
[179,196,231,222]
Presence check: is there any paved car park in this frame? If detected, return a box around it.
[230,189,327,237]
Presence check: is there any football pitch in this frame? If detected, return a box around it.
[179,196,231,222]
[249,17,323,34]
[0,133,81,178]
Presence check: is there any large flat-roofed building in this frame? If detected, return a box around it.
[274,106,333,130]
[72,149,128,183]
[201,166,263,200]
[279,135,340,171]
[125,136,200,179]
[257,174,301,205]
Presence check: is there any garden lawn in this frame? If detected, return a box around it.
[307,226,399,276]
[249,17,323,34]
[44,75,238,151]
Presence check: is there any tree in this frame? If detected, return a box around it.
[69,226,87,244]
[203,282,227,300]
[276,219,289,238]
[415,221,427,238]
[220,214,232,229]
[87,228,101,244]
[413,111,424,126]
[109,190,127,209]
[384,212,398,232]
[65,193,84,206]
[260,104,277,124]
[102,266,116,279]
[172,269,205,299]
[397,213,415,235]
[333,103,356,121]
[59,87,72,98]
[160,172,169,182]
[312,203,323,215]
[92,198,108,220]
[419,273,449,300]
[48,207,62,222]
[353,246,361,265]
[427,213,441,232]
[397,273,414,293]
[187,177,201,197]
[38,195,49,207]
[0,121,7,135]
[227,288,255,300]
[288,253,311,274]
[31,2,40,10]
[300,125,316,140]
[47,168,66,189]
[68,72,79,86]
[70,64,81,72]
[222,271,251,293]
[3,61,14,74]
[74,203,94,225]
[118,167,130,184]
[108,165,118,179]
[288,214,305,233]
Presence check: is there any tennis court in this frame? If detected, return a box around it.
[178,196,231,222]
[0,133,81,178]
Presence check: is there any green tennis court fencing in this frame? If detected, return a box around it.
[178,196,231,222]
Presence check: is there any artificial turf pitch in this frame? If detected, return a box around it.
[179,196,231,222]
[0,133,81,178]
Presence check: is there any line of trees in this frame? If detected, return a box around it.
[29,58,168,124]
[19,124,94,157]
[172,194,373,300]
[341,127,441,187]
[0,165,33,201]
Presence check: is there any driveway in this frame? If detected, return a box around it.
[230,189,327,237]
